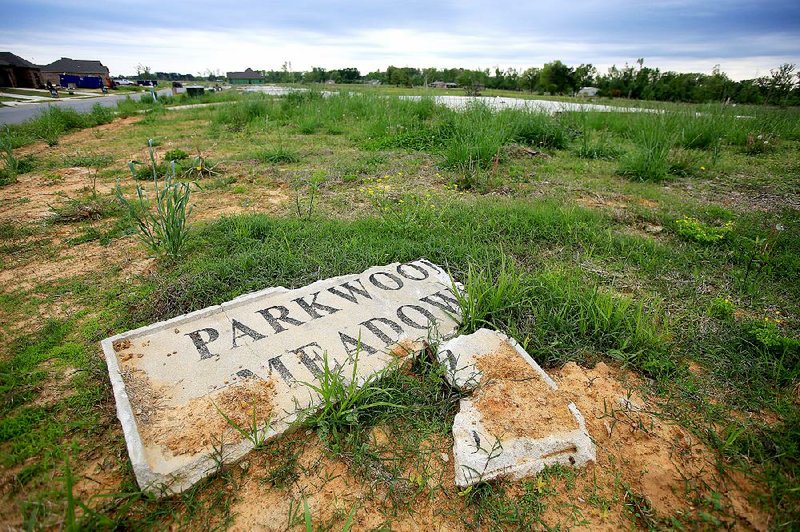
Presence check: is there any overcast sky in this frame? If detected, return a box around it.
[2,0,798,80]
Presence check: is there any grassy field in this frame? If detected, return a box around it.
[0,89,798,529]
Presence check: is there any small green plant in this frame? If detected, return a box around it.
[164,148,189,161]
[708,297,735,319]
[742,319,799,353]
[674,216,734,244]
[214,401,272,449]
[253,146,300,164]
[299,346,406,443]
[116,139,194,259]
[740,224,784,283]
[292,170,326,219]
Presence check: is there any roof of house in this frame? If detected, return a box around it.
[227,68,264,79]
[39,57,109,74]
[0,52,39,69]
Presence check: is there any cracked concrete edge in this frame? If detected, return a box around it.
[453,400,596,487]
[440,328,596,487]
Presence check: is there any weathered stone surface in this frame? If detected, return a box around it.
[102,259,460,495]
[438,328,595,487]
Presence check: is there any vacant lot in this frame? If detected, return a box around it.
[0,89,798,529]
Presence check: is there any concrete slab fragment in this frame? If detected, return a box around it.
[438,329,595,487]
[102,259,460,495]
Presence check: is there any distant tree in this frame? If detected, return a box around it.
[303,67,327,83]
[766,63,797,106]
[136,64,155,80]
[336,67,361,83]
[539,60,572,94]
[572,64,596,89]
[521,67,540,92]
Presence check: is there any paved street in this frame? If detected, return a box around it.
[0,89,171,125]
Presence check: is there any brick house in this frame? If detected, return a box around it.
[0,52,43,88]
[39,57,111,87]
[227,68,265,85]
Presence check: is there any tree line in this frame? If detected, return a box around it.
[132,60,800,106]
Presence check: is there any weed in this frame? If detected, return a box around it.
[214,401,272,449]
[617,113,675,181]
[116,140,194,258]
[674,216,734,244]
[744,132,776,155]
[299,347,406,444]
[252,146,300,164]
[708,297,735,319]
[182,151,219,179]
[292,170,326,219]
[164,148,189,161]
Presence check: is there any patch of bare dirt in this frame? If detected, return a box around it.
[0,167,116,224]
[0,234,150,292]
[222,360,769,530]
[549,361,769,530]
[121,366,277,457]
[191,186,289,222]
[228,433,465,531]
[576,194,660,212]
[474,343,578,439]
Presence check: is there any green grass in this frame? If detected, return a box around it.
[1,87,798,528]
[250,146,300,164]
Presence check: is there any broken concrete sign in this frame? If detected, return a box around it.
[438,328,596,487]
[101,259,460,495]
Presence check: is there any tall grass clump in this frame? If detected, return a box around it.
[115,140,193,259]
[299,349,406,443]
[526,270,674,378]
[503,109,570,149]
[569,111,623,160]
[617,113,676,181]
[212,94,274,131]
[1,127,35,185]
[453,258,532,335]
[440,103,509,172]
[252,146,300,164]
[675,107,728,150]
